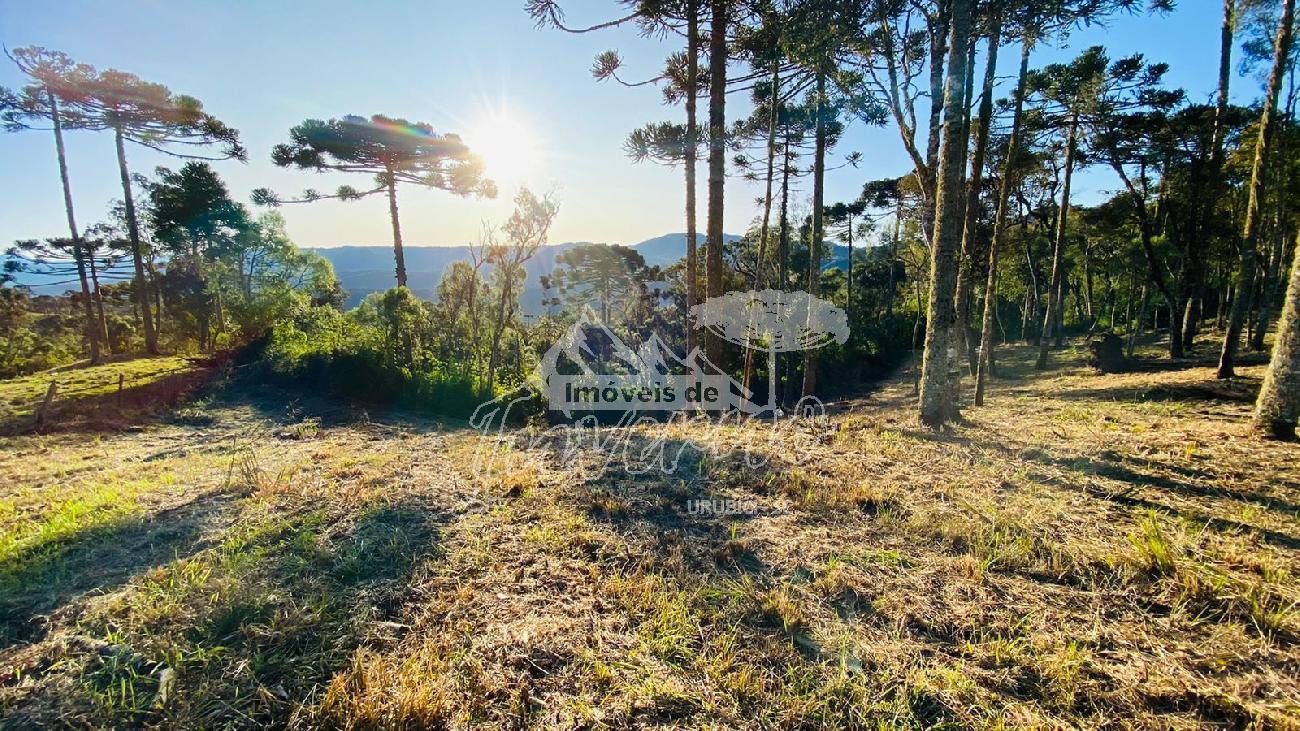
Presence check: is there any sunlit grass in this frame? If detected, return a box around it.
[0,354,194,423]
[0,345,1296,727]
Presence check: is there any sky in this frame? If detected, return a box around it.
[0,0,1263,252]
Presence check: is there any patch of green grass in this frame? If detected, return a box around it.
[1128,511,1179,577]
[834,549,908,568]
[45,493,443,727]
[0,355,194,423]
[0,479,153,594]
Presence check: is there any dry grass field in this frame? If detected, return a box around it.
[0,344,1296,728]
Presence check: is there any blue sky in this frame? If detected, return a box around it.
[0,1,1254,251]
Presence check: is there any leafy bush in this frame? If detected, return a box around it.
[0,327,81,378]
[0,295,85,378]
[262,300,482,418]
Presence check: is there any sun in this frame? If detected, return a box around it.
[469,112,540,186]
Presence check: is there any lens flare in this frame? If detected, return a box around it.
[468,111,540,186]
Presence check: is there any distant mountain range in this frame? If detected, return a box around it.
[12,231,863,313]
[313,232,746,311]
[315,232,868,311]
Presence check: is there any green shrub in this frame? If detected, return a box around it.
[262,302,483,418]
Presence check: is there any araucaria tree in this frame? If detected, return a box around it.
[71,67,245,354]
[2,48,104,362]
[261,115,496,288]
[552,243,648,325]
[1023,46,1106,370]
[147,161,251,351]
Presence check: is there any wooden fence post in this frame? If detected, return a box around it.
[34,380,58,431]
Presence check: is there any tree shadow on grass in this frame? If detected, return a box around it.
[1125,352,1270,373]
[1011,449,1300,550]
[210,378,480,438]
[534,432,776,577]
[0,490,242,649]
[894,427,1300,549]
[1,368,218,437]
[1053,375,1261,405]
[4,494,450,727]
[180,497,447,715]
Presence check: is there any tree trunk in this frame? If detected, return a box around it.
[1185,0,1237,350]
[1083,240,1095,322]
[921,4,949,237]
[1219,0,1294,378]
[779,139,791,290]
[386,174,408,287]
[1252,139,1292,351]
[467,273,482,388]
[1253,229,1300,438]
[913,279,925,396]
[1022,287,1033,342]
[1125,267,1136,333]
[886,198,901,317]
[149,256,162,333]
[685,0,700,354]
[918,0,971,428]
[767,345,777,415]
[486,270,515,395]
[955,18,1001,380]
[846,214,854,313]
[743,61,781,394]
[778,140,796,408]
[802,72,828,399]
[49,90,101,364]
[1128,283,1148,359]
[975,39,1028,407]
[1036,112,1078,370]
[89,253,110,353]
[1248,221,1289,348]
[1221,281,1232,329]
[1023,218,1040,344]
[213,286,225,349]
[705,0,727,366]
[1181,296,1198,348]
[758,61,779,287]
[115,124,158,355]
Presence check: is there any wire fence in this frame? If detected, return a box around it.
[3,362,203,430]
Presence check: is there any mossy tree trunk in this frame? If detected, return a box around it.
[1218,0,1294,378]
[918,0,971,429]
[1254,229,1300,438]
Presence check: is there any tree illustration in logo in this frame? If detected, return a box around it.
[690,289,848,416]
